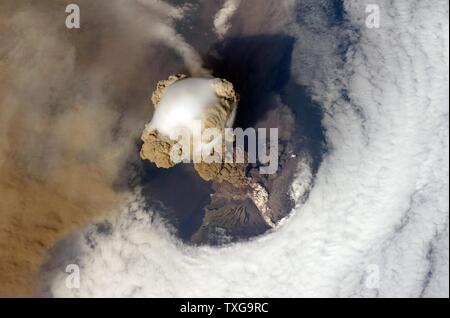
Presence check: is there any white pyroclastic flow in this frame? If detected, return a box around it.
[46,0,449,298]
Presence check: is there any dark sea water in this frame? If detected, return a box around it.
[140,163,211,241]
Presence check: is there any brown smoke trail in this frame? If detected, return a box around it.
[0,0,198,296]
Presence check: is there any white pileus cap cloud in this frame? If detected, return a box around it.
[149,77,220,137]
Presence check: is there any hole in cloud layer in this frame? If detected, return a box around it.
[124,34,327,245]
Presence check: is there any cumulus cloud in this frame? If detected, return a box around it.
[43,0,449,298]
